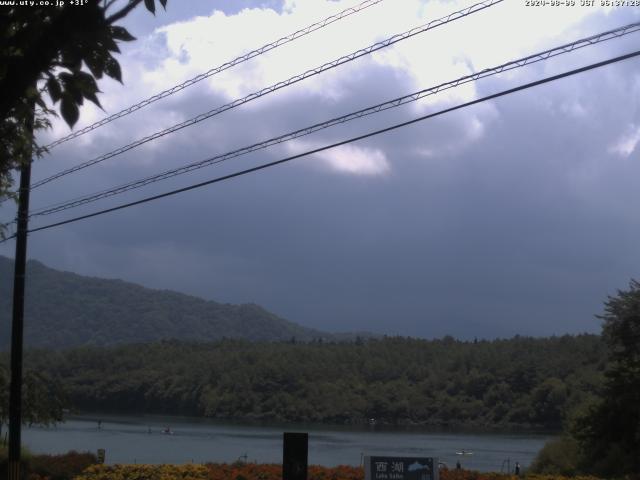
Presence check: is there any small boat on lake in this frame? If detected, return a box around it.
[456,449,474,455]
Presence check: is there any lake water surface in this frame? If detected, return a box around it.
[21,414,551,473]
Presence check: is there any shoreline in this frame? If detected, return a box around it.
[65,411,559,436]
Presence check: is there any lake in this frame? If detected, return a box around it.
[21,414,552,473]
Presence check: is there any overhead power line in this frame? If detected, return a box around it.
[29,0,503,191]
[27,21,640,219]
[43,0,385,151]
[12,49,638,239]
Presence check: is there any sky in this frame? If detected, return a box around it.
[2,0,640,339]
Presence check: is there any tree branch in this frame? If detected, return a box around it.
[104,0,119,12]
[106,0,144,24]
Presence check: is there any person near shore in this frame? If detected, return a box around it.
[456,460,461,470]
[514,462,521,475]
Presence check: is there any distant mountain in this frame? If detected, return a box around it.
[0,256,330,349]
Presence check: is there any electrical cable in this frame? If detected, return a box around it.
[27,20,640,218]
[29,0,503,191]
[43,0,385,150]
[6,48,636,239]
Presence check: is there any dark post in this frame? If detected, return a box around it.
[283,432,308,480]
[8,131,33,479]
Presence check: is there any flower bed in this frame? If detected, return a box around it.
[71,464,605,480]
[74,463,209,480]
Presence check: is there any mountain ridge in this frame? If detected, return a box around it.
[0,255,333,349]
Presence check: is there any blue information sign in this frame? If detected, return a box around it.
[364,456,438,480]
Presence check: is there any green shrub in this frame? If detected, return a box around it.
[28,451,98,480]
[0,445,30,463]
[0,444,33,480]
[529,436,580,476]
[1,449,97,480]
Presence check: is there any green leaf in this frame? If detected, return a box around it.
[144,0,155,14]
[60,96,79,128]
[59,72,84,104]
[35,95,47,110]
[61,49,82,71]
[46,78,62,103]
[104,37,120,53]
[110,26,136,42]
[85,51,105,79]
[74,71,102,109]
[25,85,39,100]
[104,56,122,83]
[58,72,74,84]
[84,90,102,109]
[75,70,98,90]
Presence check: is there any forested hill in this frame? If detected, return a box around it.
[19,335,607,430]
[0,256,327,349]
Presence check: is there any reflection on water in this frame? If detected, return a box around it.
[22,414,551,472]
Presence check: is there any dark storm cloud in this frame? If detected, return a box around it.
[2,3,640,339]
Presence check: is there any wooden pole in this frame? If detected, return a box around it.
[8,105,34,480]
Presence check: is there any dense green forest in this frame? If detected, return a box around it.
[0,256,329,349]
[4,335,606,430]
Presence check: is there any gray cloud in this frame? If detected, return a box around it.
[2,3,640,340]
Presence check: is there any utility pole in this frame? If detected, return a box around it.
[8,105,34,480]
